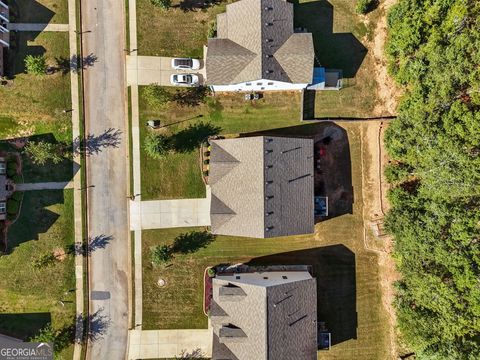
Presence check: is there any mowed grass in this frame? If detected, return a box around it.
[142,123,390,359]
[139,88,302,200]
[12,0,69,24]
[0,190,75,358]
[136,0,230,57]
[1,32,71,123]
[0,31,73,182]
[294,0,381,117]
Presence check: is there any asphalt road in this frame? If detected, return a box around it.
[81,1,129,359]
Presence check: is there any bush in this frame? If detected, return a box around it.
[24,141,64,165]
[207,20,216,38]
[6,199,19,215]
[12,175,22,184]
[144,84,172,108]
[11,192,23,202]
[356,0,377,14]
[144,132,170,159]
[204,151,210,156]
[6,161,17,177]
[203,170,209,176]
[151,0,171,10]
[207,267,216,277]
[24,54,47,75]
[203,159,209,165]
[151,245,172,266]
[32,252,57,269]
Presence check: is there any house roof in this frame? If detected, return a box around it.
[211,272,318,360]
[209,136,315,238]
[206,0,315,85]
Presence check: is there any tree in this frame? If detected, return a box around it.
[32,252,57,269]
[151,0,171,10]
[151,245,172,266]
[24,141,65,165]
[356,0,377,14]
[385,1,480,358]
[24,54,47,75]
[143,132,170,159]
[144,84,172,108]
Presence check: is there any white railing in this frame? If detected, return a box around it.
[0,1,8,10]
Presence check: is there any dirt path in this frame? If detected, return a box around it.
[360,121,400,359]
[367,0,402,116]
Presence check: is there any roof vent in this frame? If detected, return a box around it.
[265,22,273,26]
[265,195,274,200]
[265,6,273,10]
[265,149,273,154]
[265,211,274,216]
[265,226,274,231]
[265,54,273,58]
[265,180,273,185]
[265,39,273,43]
[265,164,273,169]
[265,70,273,74]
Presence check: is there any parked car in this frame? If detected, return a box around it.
[170,74,199,86]
[171,58,200,70]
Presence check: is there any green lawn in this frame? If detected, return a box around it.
[12,0,69,24]
[293,0,382,117]
[0,31,73,182]
[139,88,302,200]
[136,0,230,57]
[0,189,76,358]
[142,123,390,359]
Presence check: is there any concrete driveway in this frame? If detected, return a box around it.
[126,55,205,86]
[127,328,213,359]
[129,188,211,230]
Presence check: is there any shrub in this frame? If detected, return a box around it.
[356,0,377,14]
[144,132,170,159]
[207,20,217,38]
[151,245,172,266]
[144,84,172,108]
[203,170,209,176]
[151,0,171,10]
[207,267,216,278]
[12,175,22,184]
[6,199,19,215]
[204,151,210,156]
[24,54,47,75]
[6,161,17,177]
[203,159,209,165]
[32,252,57,269]
[11,192,23,202]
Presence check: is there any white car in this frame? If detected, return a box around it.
[171,58,200,70]
[170,73,199,86]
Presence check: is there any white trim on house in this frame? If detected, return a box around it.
[210,78,308,92]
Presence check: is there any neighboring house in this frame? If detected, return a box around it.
[210,269,318,360]
[209,136,314,238]
[0,157,7,220]
[205,0,315,92]
[0,0,9,77]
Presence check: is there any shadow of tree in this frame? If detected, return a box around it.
[172,231,215,254]
[293,0,367,78]
[172,86,209,107]
[246,244,357,346]
[175,0,221,12]
[76,308,111,343]
[170,122,221,153]
[73,128,122,156]
[177,347,208,359]
[66,234,113,257]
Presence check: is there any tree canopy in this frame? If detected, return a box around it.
[385,0,480,358]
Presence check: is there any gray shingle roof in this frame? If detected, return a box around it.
[211,272,317,360]
[209,136,315,238]
[206,0,314,85]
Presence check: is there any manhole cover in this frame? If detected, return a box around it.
[157,278,166,288]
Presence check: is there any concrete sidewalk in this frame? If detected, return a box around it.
[16,181,74,191]
[129,187,211,230]
[126,55,205,86]
[8,23,69,32]
[127,328,213,359]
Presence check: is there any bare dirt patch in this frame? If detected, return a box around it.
[53,247,67,262]
[360,121,401,359]
[370,0,402,115]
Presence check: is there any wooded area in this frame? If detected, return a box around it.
[384,0,480,358]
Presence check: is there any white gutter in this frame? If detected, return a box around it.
[0,38,8,47]
[0,1,8,10]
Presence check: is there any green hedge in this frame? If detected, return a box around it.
[6,199,19,215]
